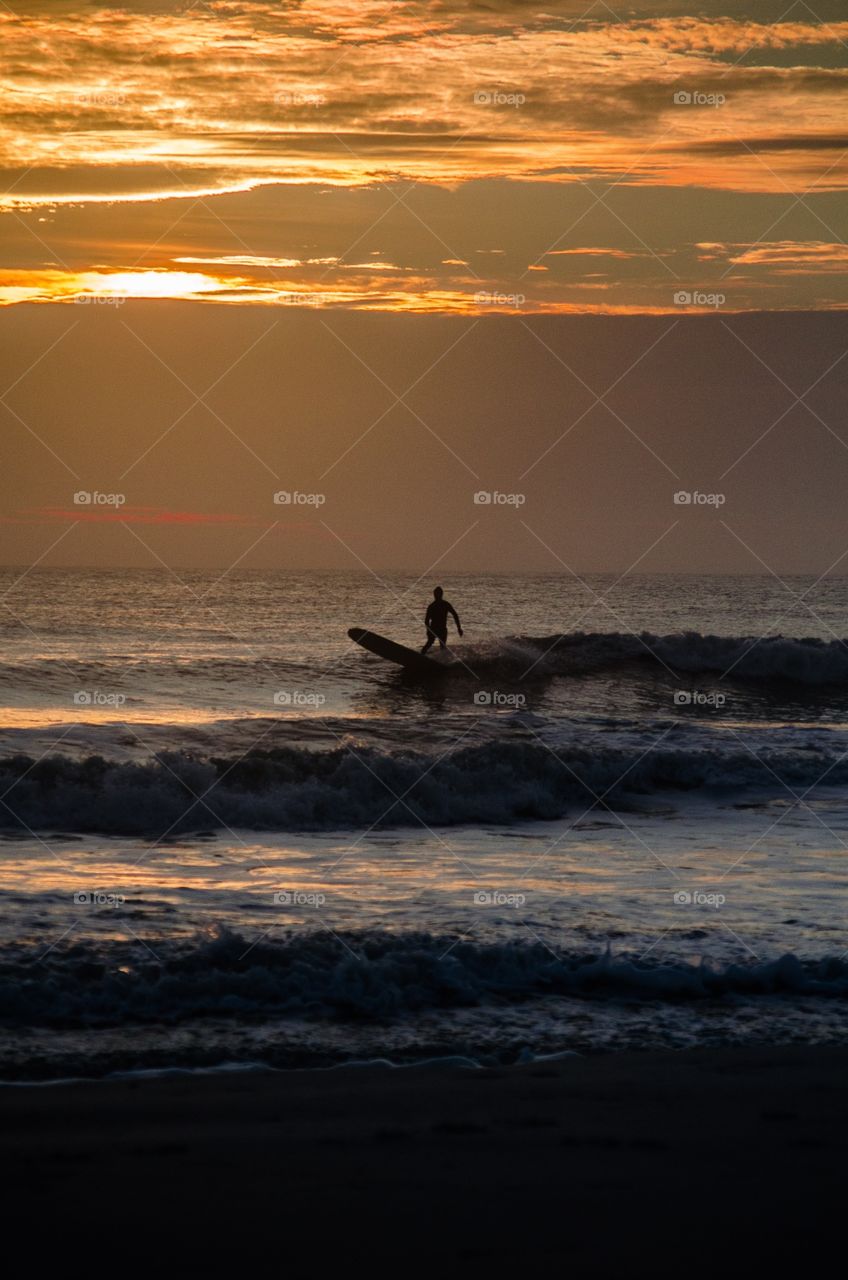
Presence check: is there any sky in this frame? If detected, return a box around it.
[1,1,846,572]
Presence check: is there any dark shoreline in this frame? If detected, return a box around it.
[4,1043,845,1264]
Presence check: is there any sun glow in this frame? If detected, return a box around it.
[0,269,248,305]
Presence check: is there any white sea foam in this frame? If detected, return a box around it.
[0,732,844,833]
[3,926,848,1031]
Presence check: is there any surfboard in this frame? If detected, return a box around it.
[348,627,444,675]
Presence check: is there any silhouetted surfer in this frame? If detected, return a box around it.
[421,586,462,653]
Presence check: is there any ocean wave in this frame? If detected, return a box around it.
[0,735,842,833]
[476,631,848,685]
[0,654,308,689]
[4,632,848,693]
[3,927,847,1029]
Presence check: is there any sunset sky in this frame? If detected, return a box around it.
[1,1,846,572]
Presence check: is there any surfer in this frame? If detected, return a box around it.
[421,586,463,653]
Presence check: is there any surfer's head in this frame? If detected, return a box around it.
[433,586,443,599]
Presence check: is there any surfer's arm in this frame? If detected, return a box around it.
[448,604,463,635]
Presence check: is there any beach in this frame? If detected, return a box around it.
[4,1044,845,1263]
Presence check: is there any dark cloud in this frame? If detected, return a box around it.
[685,134,848,153]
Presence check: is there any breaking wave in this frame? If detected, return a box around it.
[0,735,843,833]
[3,927,848,1029]
[482,631,848,685]
[5,632,848,694]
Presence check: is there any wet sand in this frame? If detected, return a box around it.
[3,1044,845,1265]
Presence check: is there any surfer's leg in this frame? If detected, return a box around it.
[421,629,435,653]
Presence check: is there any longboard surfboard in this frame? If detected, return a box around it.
[348,627,445,675]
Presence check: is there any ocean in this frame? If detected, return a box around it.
[2,567,848,1079]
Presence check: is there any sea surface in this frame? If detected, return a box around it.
[2,568,848,1079]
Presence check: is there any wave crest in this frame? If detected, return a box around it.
[4,927,848,1028]
[481,631,848,685]
[0,734,843,833]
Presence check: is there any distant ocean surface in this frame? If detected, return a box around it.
[2,568,848,1080]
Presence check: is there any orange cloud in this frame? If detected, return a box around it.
[0,268,254,305]
[695,241,848,271]
[1,5,846,207]
[1,3,846,315]
[545,249,648,259]
[732,242,848,268]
